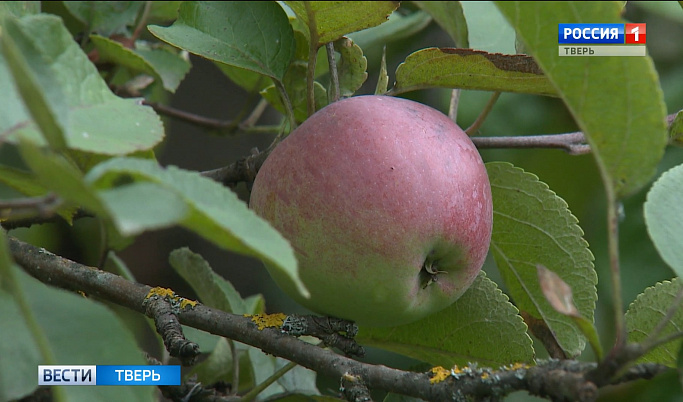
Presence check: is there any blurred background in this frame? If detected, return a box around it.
[4,1,683,400]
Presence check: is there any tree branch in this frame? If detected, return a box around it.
[0,193,66,228]
[7,236,671,401]
[1,208,92,231]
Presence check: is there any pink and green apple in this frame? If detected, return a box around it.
[250,95,492,327]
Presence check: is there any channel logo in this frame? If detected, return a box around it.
[559,23,646,44]
[558,23,646,57]
[38,365,181,386]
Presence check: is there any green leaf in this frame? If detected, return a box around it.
[183,327,260,390]
[487,162,597,358]
[0,1,40,19]
[90,35,191,93]
[24,267,153,401]
[103,251,136,282]
[247,348,320,399]
[357,272,534,367]
[644,163,683,277]
[0,14,164,155]
[98,182,188,235]
[284,1,398,46]
[189,337,238,386]
[133,45,191,92]
[216,63,271,93]
[347,10,432,52]
[0,284,40,401]
[85,157,305,297]
[536,265,602,359]
[63,1,143,36]
[169,247,282,393]
[148,1,295,81]
[0,234,152,401]
[461,1,516,54]
[169,247,264,315]
[679,340,683,392]
[414,1,468,47]
[148,1,182,23]
[18,141,180,242]
[270,396,343,402]
[334,37,367,97]
[496,2,668,198]
[0,232,42,401]
[668,110,683,146]
[629,1,683,24]
[1,16,68,150]
[0,165,51,198]
[18,140,107,216]
[626,279,683,367]
[0,164,79,223]
[392,48,557,96]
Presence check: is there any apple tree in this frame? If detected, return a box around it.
[1,1,683,401]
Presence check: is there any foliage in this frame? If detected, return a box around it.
[1,1,682,401]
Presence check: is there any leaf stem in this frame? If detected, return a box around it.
[306,43,318,117]
[274,79,297,130]
[327,42,340,103]
[240,360,298,401]
[229,339,240,396]
[466,91,501,135]
[606,191,625,350]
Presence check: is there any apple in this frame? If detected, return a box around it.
[250,95,492,327]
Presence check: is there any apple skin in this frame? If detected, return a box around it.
[250,95,492,327]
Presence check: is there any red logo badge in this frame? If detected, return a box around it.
[625,23,646,44]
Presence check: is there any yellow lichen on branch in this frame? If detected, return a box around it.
[145,287,197,311]
[429,366,451,384]
[246,313,287,330]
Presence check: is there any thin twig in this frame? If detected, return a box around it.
[143,101,281,134]
[327,42,340,103]
[240,98,269,129]
[448,89,460,123]
[0,208,92,231]
[132,1,153,42]
[0,193,59,210]
[0,193,63,225]
[145,101,235,129]
[466,92,501,135]
[471,132,589,154]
